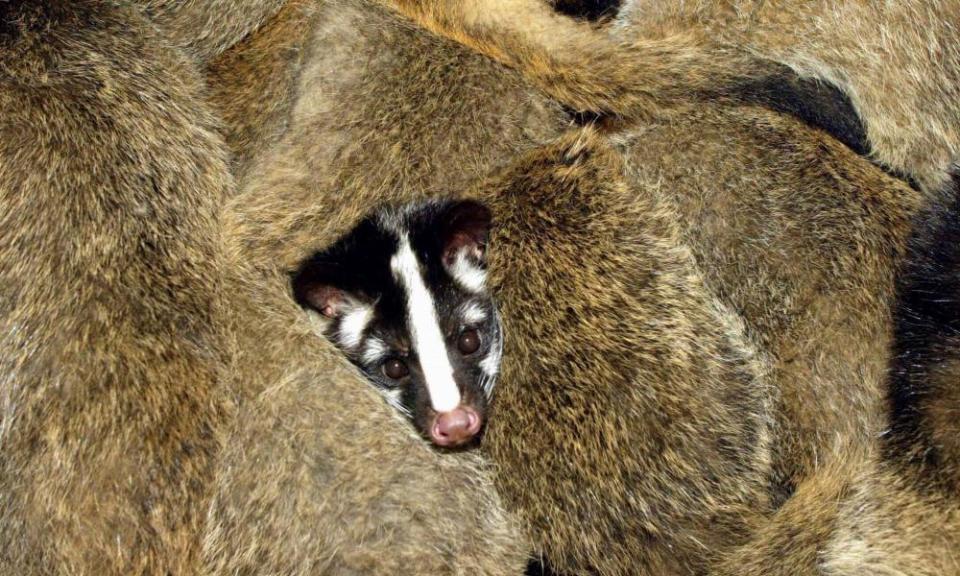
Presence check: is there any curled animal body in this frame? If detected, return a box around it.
[614,0,960,195]
[210,2,960,575]
[376,0,960,197]
[0,1,230,572]
[0,1,528,574]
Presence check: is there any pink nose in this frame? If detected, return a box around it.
[430,406,482,447]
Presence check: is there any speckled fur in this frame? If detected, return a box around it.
[140,0,289,65]
[376,0,960,196]
[616,0,960,195]
[0,2,229,572]
[207,2,960,573]
[0,1,528,574]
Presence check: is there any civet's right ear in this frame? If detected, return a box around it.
[297,282,348,318]
[292,259,353,318]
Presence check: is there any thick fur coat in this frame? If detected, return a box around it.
[210,1,960,574]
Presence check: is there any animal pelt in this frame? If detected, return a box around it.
[0,1,230,572]
[375,0,960,196]
[615,0,960,195]
[714,445,960,576]
[208,2,960,573]
[212,0,569,269]
[203,258,529,575]
[139,0,289,65]
[481,128,773,575]
[0,1,529,574]
[887,172,960,495]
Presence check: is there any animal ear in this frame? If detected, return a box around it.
[292,261,355,318]
[440,200,493,267]
[298,283,348,318]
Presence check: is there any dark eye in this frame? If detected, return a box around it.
[382,357,409,379]
[457,329,481,355]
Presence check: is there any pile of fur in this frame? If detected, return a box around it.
[0,0,957,574]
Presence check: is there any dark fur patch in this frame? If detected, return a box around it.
[738,67,869,158]
[552,0,621,21]
[525,558,559,576]
[886,171,960,484]
[291,216,406,327]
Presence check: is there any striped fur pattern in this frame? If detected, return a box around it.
[292,199,502,445]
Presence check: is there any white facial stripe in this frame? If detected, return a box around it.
[460,301,488,325]
[382,388,412,418]
[390,235,461,412]
[479,310,503,398]
[362,337,389,365]
[338,304,373,350]
[449,251,487,293]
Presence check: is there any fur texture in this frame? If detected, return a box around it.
[376,0,960,194]
[0,2,229,572]
[208,2,960,574]
[616,0,960,194]
[140,0,288,65]
[887,173,960,494]
[0,1,528,574]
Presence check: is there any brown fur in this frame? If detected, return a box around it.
[0,2,229,571]
[482,129,772,574]
[376,0,960,194]
[203,259,528,575]
[0,1,528,574]
[616,0,960,193]
[207,2,960,574]
[714,446,960,576]
[10,0,949,573]
[212,0,569,269]
[475,109,937,574]
[140,0,289,65]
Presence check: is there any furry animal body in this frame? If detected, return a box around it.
[211,0,960,574]
[375,0,960,195]
[2,0,958,574]
[0,1,527,574]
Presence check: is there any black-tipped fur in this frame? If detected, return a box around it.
[887,170,960,490]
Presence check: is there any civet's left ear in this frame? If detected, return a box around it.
[440,200,493,267]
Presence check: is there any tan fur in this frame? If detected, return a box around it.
[203,261,528,575]
[205,0,321,183]
[617,0,960,194]
[140,0,289,65]
[0,2,229,572]
[0,1,528,574]
[376,0,960,195]
[212,0,568,270]
[7,0,951,573]
[481,129,773,574]
[207,2,960,574]
[714,446,960,576]
[374,0,774,122]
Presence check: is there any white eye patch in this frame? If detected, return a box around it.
[460,301,488,325]
[448,250,487,293]
[361,336,389,365]
[337,302,374,350]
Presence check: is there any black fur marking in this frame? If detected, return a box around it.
[886,170,960,486]
[552,0,621,21]
[525,558,559,576]
[291,216,407,330]
[738,67,870,158]
[291,200,500,442]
